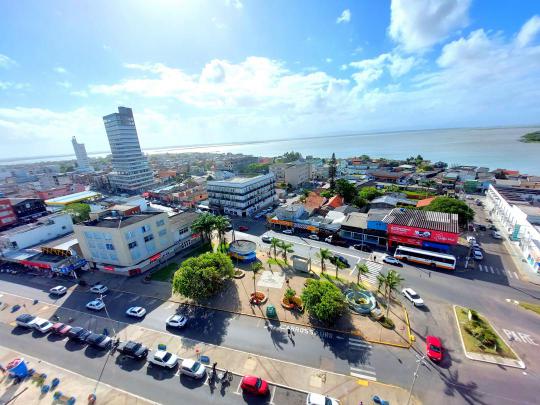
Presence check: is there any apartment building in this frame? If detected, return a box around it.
[0,198,18,229]
[207,173,276,217]
[269,161,310,188]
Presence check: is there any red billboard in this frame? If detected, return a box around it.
[387,224,458,245]
[389,235,423,247]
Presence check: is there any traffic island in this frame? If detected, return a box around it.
[453,305,525,368]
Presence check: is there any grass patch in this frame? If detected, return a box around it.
[455,306,516,359]
[519,301,540,316]
[150,262,179,282]
[321,272,346,283]
[217,241,229,253]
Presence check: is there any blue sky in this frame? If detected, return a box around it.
[1,0,539,158]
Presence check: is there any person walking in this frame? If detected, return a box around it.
[287,327,292,338]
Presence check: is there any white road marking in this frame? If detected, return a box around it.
[513,272,519,279]
[235,380,243,394]
[503,329,538,345]
[350,366,377,381]
[268,386,277,405]
[489,266,495,274]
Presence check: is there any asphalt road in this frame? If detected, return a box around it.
[0,323,306,405]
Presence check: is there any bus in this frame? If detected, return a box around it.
[394,246,456,270]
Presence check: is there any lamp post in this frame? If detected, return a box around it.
[407,354,427,405]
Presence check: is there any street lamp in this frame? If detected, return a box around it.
[406,354,427,405]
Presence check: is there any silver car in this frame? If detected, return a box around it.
[180,359,206,379]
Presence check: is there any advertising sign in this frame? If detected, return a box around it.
[389,235,423,246]
[388,224,458,244]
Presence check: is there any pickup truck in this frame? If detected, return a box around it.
[117,340,149,360]
[325,235,348,247]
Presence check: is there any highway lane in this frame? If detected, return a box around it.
[0,323,306,405]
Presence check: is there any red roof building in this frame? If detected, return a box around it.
[416,197,436,208]
[326,195,344,209]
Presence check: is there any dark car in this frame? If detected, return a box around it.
[67,326,92,341]
[117,340,149,359]
[353,244,373,253]
[489,224,498,231]
[15,313,36,328]
[86,333,112,349]
[330,255,350,267]
[238,225,249,232]
[478,224,487,231]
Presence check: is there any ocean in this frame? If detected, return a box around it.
[2,127,539,174]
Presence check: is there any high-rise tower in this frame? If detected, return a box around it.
[71,136,93,172]
[102,107,154,193]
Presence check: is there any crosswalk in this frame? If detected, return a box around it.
[350,260,383,286]
[477,264,519,279]
[348,337,377,381]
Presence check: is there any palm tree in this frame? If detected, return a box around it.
[376,273,386,294]
[316,248,332,273]
[279,241,294,263]
[191,212,216,243]
[383,270,404,318]
[213,215,230,249]
[250,261,263,295]
[334,258,347,279]
[270,238,281,258]
[355,262,370,286]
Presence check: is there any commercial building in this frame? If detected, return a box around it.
[486,185,540,274]
[44,190,101,207]
[103,107,154,193]
[71,136,93,172]
[207,173,276,217]
[269,161,310,188]
[338,211,388,247]
[8,198,47,222]
[383,208,459,252]
[0,199,17,229]
[73,210,200,276]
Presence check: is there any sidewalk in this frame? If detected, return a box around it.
[0,292,419,405]
[0,346,154,405]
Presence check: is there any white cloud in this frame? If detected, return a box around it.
[0,54,16,69]
[516,15,540,48]
[340,64,348,71]
[57,80,72,88]
[336,9,351,24]
[70,90,88,98]
[325,58,333,63]
[211,17,227,30]
[54,66,67,74]
[225,0,242,10]
[0,81,30,90]
[389,0,471,52]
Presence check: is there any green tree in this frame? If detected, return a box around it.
[329,153,337,191]
[380,270,404,318]
[250,261,263,295]
[320,190,335,198]
[333,257,347,279]
[352,196,368,209]
[172,252,234,301]
[424,196,474,225]
[213,215,230,248]
[316,248,332,273]
[191,212,216,243]
[64,203,90,223]
[278,240,294,262]
[281,151,302,162]
[355,262,370,286]
[301,279,346,325]
[270,237,281,258]
[358,186,383,201]
[335,179,357,203]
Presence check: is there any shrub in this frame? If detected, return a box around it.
[301,279,346,325]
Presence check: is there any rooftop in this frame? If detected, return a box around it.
[383,208,459,233]
[0,213,70,237]
[45,190,101,206]
[207,173,274,187]
[81,211,163,229]
[341,212,368,229]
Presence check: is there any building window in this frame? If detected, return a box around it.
[159,229,167,237]
[106,243,115,250]
[144,234,154,242]
[140,224,151,233]
[125,231,135,240]
[128,241,138,249]
[104,233,112,240]
[156,219,165,227]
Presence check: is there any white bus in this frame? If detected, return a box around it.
[394,246,456,270]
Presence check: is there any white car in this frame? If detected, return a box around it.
[126,307,147,318]
[472,250,483,260]
[49,285,67,296]
[306,393,340,405]
[90,284,108,294]
[282,229,293,235]
[492,231,502,239]
[166,314,188,328]
[86,299,105,311]
[308,234,319,240]
[383,256,402,266]
[33,318,54,333]
[471,242,481,250]
[466,236,476,244]
[180,359,206,379]
[148,350,178,369]
[261,234,272,243]
[402,288,425,307]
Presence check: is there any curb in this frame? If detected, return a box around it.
[452,305,525,369]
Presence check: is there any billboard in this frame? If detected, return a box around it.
[387,224,458,245]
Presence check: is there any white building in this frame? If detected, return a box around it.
[269,161,310,188]
[207,173,277,217]
[103,107,154,193]
[486,185,540,274]
[71,136,93,172]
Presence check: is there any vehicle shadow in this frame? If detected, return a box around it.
[179,374,207,389]
[146,364,178,381]
[10,326,32,336]
[84,346,108,359]
[242,391,270,404]
[47,333,66,343]
[64,339,86,352]
[114,355,147,372]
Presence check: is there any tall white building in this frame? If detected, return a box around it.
[103,107,154,193]
[71,136,93,172]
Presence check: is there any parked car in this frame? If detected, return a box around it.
[471,242,481,250]
[426,335,443,362]
[68,327,92,341]
[90,284,108,294]
[402,288,424,307]
[282,229,293,235]
[489,224,498,231]
[166,314,188,328]
[330,255,350,267]
[180,359,206,378]
[308,234,319,240]
[492,231,502,239]
[86,333,112,349]
[238,225,249,232]
[32,318,54,333]
[86,299,105,311]
[49,285,67,296]
[240,375,269,396]
[261,234,272,243]
[149,350,178,369]
[472,250,483,260]
[117,340,149,359]
[51,322,71,336]
[15,314,37,328]
[466,236,476,244]
[478,224,487,231]
[126,306,147,318]
[353,244,373,253]
[306,392,340,405]
[383,256,402,266]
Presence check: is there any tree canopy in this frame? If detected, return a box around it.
[277,151,303,163]
[358,186,383,201]
[172,252,234,301]
[64,203,90,223]
[301,279,346,325]
[424,196,474,225]
[335,179,357,203]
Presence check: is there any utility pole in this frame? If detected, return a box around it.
[407,354,427,405]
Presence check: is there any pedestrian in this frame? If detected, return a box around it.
[428,271,431,278]
[212,362,217,373]
[373,255,376,262]
[287,327,292,338]
[0,363,5,373]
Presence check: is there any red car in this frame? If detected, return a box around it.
[426,335,443,362]
[238,226,249,232]
[52,322,72,336]
[240,375,269,396]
